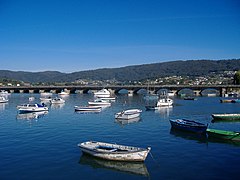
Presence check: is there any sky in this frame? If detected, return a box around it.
[0,0,239,73]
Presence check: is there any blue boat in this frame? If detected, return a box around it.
[169,119,208,134]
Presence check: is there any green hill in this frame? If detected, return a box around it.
[0,59,239,83]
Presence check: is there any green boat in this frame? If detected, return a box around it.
[206,128,240,142]
[212,113,240,121]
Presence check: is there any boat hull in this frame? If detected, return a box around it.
[75,106,102,112]
[170,119,207,134]
[18,104,48,113]
[207,128,240,142]
[78,141,151,162]
[115,109,142,120]
[212,114,240,121]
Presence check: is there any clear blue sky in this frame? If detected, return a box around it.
[0,0,239,72]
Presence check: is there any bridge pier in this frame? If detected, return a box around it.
[193,90,201,96]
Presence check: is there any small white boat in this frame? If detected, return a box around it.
[167,91,175,97]
[157,98,173,106]
[0,96,8,103]
[40,92,53,96]
[94,89,111,98]
[74,106,102,112]
[0,90,10,96]
[88,98,111,106]
[99,97,116,101]
[58,91,69,96]
[115,109,142,120]
[18,104,48,113]
[50,97,65,104]
[40,96,52,102]
[78,141,151,162]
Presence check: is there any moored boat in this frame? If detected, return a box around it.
[94,88,111,98]
[220,99,234,103]
[0,90,10,96]
[99,97,116,101]
[0,96,8,103]
[88,98,111,106]
[206,128,240,142]
[50,97,65,104]
[18,103,48,113]
[169,119,208,134]
[40,96,52,102]
[78,141,151,162]
[74,105,102,112]
[58,91,69,96]
[212,113,240,121]
[145,97,173,110]
[115,109,142,120]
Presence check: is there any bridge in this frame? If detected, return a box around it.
[1,85,240,97]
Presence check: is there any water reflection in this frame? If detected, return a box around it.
[50,103,65,109]
[170,128,240,147]
[154,106,173,118]
[16,111,48,120]
[115,117,141,126]
[79,154,149,177]
[170,128,207,144]
[0,103,7,111]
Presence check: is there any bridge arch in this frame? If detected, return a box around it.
[177,88,195,96]
[201,88,220,96]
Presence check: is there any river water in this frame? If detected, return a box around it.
[0,93,240,180]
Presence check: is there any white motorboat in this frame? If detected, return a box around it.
[94,89,111,98]
[50,97,65,104]
[18,104,48,113]
[0,90,10,96]
[58,91,69,96]
[0,96,8,103]
[157,98,173,106]
[88,98,111,106]
[115,109,142,120]
[146,97,173,110]
[74,106,102,112]
[78,141,151,162]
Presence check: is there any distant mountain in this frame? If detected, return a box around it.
[0,59,240,83]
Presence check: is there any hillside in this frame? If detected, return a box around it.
[0,59,240,83]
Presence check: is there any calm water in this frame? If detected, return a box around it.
[0,93,240,180]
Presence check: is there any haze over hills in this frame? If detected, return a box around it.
[0,59,240,83]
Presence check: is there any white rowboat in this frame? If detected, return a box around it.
[115,109,142,120]
[78,141,151,162]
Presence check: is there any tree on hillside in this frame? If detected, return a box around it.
[234,70,240,84]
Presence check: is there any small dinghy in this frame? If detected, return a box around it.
[169,119,208,134]
[115,109,142,120]
[78,141,151,162]
[74,106,102,112]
